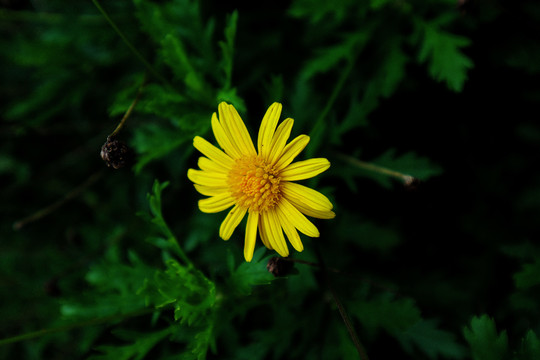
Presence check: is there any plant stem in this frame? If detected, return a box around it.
[313,245,369,360]
[333,152,416,185]
[13,170,104,230]
[92,0,173,89]
[0,307,155,346]
[109,75,147,138]
[311,54,357,138]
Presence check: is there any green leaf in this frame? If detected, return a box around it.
[463,315,509,360]
[218,10,238,89]
[89,328,171,360]
[348,293,422,338]
[300,32,369,81]
[397,319,467,359]
[161,34,205,93]
[417,21,473,92]
[515,258,540,289]
[60,247,154,320]
[227,247,275,296]
[515,330,540,360]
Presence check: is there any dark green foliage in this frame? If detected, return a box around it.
[3,0,540,359]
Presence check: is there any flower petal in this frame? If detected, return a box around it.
[280,158,330,181]
[258,103,282,159]
[219,204,247,240]
[244,211,259,262]
[281,182,333,211]
[274,135,310,171]
[187,169,227,187]
[278,197,320,237]
[211,112,242,159]
[198,192,235,213]
[286,197,336,219]
[198,156,229,174]
[193,136,234,168]
[268,118,293,165]
[258,214,273,250]
[193,184,228,196]
[275,205,303,252]
[262,210,289,257]
[218,103,256,157]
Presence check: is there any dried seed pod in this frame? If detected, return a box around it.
[100,137,131,169]
[267,257,295,277]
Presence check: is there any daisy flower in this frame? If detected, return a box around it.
[187,102,335,262]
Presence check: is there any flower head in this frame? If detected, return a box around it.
[187,102,335,261]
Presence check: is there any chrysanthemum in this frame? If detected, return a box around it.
[187,102,335,262]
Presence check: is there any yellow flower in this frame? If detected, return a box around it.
[187,102,335,262]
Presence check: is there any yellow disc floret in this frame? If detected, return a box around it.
[228,156,282,212]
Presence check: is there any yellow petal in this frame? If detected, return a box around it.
[268,118,293,165]
[278,197,320,237]
[274,135,310,171]
[280,158,330,181]
[193,184,228,197]
[218,103,256,157]
[211,112,242,159]
[244,211,259,262]
[258,103,282,159]
[261,210,289,257]
[198,156,229,174]
[275,205,303,252]
[287,196,336,219]
[193,136,234,168]
[281,182,333,211]
[219,205,247,240]
[198,193,235,213]
[187,169,227,187]
[258,214,273,250]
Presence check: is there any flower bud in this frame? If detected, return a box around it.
[100,137,131,169]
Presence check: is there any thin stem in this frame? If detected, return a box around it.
[311,54,357,137]
[13,170,104,230]
[333,152,416,185]
[109,75,147,138]
[0,307,155,346]
[313,246,369,360]
[92,0,173,89]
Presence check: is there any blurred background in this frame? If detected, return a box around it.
[2,0,540,359]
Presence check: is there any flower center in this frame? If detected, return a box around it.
[228,156,282,212]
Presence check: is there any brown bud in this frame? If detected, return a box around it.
[100,137,131,169]
[267,257,295,277]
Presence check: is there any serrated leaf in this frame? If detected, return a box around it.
[139,259,215,326]
[463,315,508,360]
[161,34,205,93]
[417,22,473,92]
[218,10,238,89]
[398,319,467,359]
[300,31,369,81]
[227,247,275,296]
[348,293,422,338]
[89,328,171,360]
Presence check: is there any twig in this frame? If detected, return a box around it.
[92,0,173,90]
[0,307,156,346]
[312,246,369,360]
[108,75,147,139]
[333,151,416,185]
[13,170,104,230]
